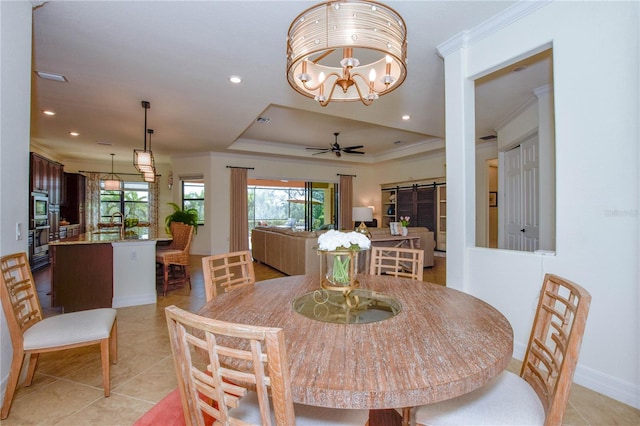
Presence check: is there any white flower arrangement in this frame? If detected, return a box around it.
[317,230,371,251]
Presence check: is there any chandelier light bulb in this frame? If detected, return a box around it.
[369,69,376,82]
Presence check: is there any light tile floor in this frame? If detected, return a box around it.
[2,255,638,425]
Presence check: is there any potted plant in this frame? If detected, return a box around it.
[165,202,199,234]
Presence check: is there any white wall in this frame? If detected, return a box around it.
[0,0,33,406]
[443,1,639,408]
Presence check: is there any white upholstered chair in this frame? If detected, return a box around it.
[0,252,118,419]
[165,305,370,425]
[413,274,591,426]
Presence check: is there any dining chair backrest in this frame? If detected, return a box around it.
[521,273,591,424]
[164,305,296,426]
[201,250,255,301]
[369,246,424,280]
[0,253,44,347]
[168,222,194,251]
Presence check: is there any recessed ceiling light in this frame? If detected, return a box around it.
[69,131,79,136]
[255,117,271,123]
[402,115,410,120]
[43,110,55,116]
[35,70,68,82]
[229,75,242,84]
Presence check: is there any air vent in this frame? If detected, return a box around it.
[255,117,271,124]
[35,70,68,82]
[479,134,497,141]
[97,141,113,146]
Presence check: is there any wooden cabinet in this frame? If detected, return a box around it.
[30,152,64,240]
[381,178,445,250]
[50,243,113,312]
[60,173,86,233]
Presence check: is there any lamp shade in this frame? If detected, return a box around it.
[352,207,373,222]
[101,153,123,191]
[142,169,156,183]
[102,179,122,191]
[134,149,154,173]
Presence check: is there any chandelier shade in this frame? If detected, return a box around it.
[287,0,407,106]
[101,153,123,191]
[134,101,155,173]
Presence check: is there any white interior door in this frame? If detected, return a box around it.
[504,146,522,250]
[502,134,540,251]
[521,136,539,251]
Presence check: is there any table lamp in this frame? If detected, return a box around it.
[353,207,373,238]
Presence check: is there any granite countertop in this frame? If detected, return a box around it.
[50,228,172,245]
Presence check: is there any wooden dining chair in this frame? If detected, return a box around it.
[369,246,424,280]
[413,274,591,426]
[156,222,194,296]
[0,252,118,420]
[164,305,370,426]
[201,250,255,302]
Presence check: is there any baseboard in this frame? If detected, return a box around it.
[112,294,157,309]
[573,364,640,409]
[513,342,639,409]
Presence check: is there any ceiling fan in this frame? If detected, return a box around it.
[306,133,365,157]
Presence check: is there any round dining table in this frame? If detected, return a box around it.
[196,274,513,411]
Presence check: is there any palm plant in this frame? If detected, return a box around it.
[165,202,199,234]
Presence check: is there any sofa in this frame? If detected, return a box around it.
[251,226,435,276]
[251,227,323,276]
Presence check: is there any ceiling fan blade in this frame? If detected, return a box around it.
[342,145,364,150]
[306,147,330,151]
[311,150,330,155]
[342,150,365,155]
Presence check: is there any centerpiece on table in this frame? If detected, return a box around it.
[316,230,371,294]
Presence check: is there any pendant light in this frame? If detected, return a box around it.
[102,153,123,191]
[134,100,154,173]
[143,128,156,183]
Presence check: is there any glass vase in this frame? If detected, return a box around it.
[318,249,364,293]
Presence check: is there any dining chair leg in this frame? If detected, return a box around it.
[109,320,118,364]
[1,350,25,419]
[163,263,169,296]
[185,265,191,289]
[401,407,411,426]
[25,352,39,386]
[100,337,111,397]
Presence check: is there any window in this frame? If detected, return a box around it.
[100,182,149,223]
[247,180,335,231]
[182,179,205,225]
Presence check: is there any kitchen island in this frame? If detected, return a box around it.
[49,228,170,312]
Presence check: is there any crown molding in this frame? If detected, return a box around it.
[437,0,553,58]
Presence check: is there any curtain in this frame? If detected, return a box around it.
[338,175,353,230]
[85,172,101,232]
[229,168,249,251]
[148,180,159,234]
